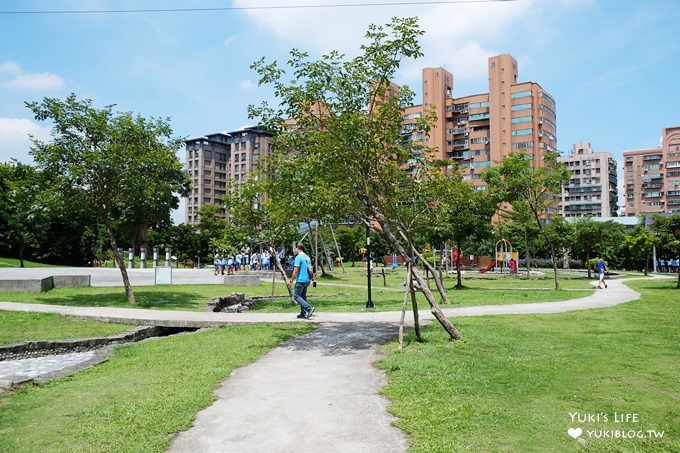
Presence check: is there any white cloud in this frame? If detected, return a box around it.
[0,60,21,74]
[239,79,257,90]
[224,35,238,47]
[0,117,52,164]
[233,0,550,85]
[5,73,66,91]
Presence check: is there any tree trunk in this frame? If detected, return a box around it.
[398,263,410,351]
[438,244,445,282]
[586,250,592,279]
[370,212,461,340]
[644,250,649,276]
[533,210,560,290]
[104,217,136,304]
[524,229,531,278]
[456,240,463,288]
[409,262,421,340]
[19,247,25,268]
[270,245,294,302]
[410,245,452,305]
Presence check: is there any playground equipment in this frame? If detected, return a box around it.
[452,249,464,268]
[480,239,518,274]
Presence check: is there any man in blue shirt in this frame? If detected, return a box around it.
[595,257,608,289]
[288,244,315,319]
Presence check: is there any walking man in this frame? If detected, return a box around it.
[595,257,608,289]
[288,244,315,319]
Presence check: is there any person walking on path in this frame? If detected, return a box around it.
[288,243,316,319]
[595,257,608,289]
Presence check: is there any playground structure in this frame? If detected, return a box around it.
[480,239,518,274]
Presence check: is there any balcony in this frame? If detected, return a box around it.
[643,154,663,161]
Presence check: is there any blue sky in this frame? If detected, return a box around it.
[1,0,679,222]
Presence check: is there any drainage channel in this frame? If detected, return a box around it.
[0,326,200,392]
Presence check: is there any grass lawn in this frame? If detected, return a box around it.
[0,266,596,313]
[0,323,315,453]
[379,277,679,452]
[0,257,58,268]
[0,311,132,345]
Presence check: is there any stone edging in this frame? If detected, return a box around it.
[0,326,173,361]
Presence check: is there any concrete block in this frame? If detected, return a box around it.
[223,274,260,286]
[0,277,53,292]
[52,275,91,288]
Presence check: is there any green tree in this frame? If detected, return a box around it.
[651,213,680,288]
[546,215,575,270]
[427,174,496,287]
[483,151,570,289]
[225,180,299,299]
[622,220,658,275]
[249,17,461,340]
[27,94,191,303]
[0,161,43,266]
[572,217,626,278]
[498,200,539,277]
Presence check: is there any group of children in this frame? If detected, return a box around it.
[213,248,274,276]
[657,257,680,273]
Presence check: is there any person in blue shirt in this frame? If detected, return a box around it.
[287,244,316,319]
[595,257,608,289]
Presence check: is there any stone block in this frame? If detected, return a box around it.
[223,274,260,286]
[52,275,91,288]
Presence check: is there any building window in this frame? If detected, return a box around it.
[511,128,533,136]
[511,103,532,111]
[511,116,532,124]
[511,90,531,99]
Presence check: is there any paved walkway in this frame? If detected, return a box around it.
[0,270,654,452]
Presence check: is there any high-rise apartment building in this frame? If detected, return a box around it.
[184,127,273,225]
[558,142,618,217]
[623,126,680,217]
[405,54,557,191]
[185,54,556,224]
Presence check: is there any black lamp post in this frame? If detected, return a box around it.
[365,225,375,309]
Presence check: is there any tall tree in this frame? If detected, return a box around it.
[0,161,43,266]
[27,94,191,303]
[572,217,625,278]
[651,213,680,288]
[483,151,570,290]
[249,17,462,340]
[498,200,539,277]
[622,220,658,275]
[427,173,496,288]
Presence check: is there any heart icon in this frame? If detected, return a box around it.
[568,427,582,439]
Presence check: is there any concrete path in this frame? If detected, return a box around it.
[0,270,658,452]
[168,322,408,453]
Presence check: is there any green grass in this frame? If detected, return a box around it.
[0,266,595,314]
[0,257,59,268]
[0,311,132,345]
[379,278,679,452]
[0,323,315,453]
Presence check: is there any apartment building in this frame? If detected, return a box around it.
[186,54,556,224]
[184,127,273,225]
[623,126,680,216]
[558,142,618,217]
[406,54,557,191]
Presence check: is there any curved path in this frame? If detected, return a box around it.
[0,275,652,452]
[0,276,640,327]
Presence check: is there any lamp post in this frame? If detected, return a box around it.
[365,225,374,309]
